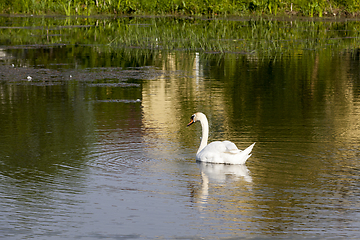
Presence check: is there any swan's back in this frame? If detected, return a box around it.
[196,142,255,164]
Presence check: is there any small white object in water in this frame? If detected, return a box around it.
[70,75,72,78]
[27,76,32,81]
[11,64,14,67]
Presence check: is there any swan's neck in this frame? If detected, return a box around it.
[197,117,209,154]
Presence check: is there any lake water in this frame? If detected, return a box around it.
[1,16,360,239]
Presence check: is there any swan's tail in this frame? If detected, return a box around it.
[243,142,256,155]
[240,142,256,164]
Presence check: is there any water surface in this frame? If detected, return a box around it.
[1,16,360,239]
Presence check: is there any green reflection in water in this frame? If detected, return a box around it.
[0,83,94,173]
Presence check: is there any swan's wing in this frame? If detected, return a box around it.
[222,141,241,154]
[206,141,255,155]
[203,141,240,154]
[197,142,255,164]
[203,141,229,154]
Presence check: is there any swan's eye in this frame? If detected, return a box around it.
[191,114,196,121]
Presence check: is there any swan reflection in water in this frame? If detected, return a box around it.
[198,162,252,183]
[195,162,252,210]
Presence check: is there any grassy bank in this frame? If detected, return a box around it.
[0,0,359,17]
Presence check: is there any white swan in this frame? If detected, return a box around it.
[187,112,255,164]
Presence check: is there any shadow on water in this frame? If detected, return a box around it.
[0,81,92,171]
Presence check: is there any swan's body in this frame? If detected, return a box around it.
[187,112,255,164]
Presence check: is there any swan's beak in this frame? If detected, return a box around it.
[187,119,194,126]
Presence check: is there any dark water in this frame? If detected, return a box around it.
[1,16,360,239]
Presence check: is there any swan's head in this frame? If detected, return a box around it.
[187,112,206,126]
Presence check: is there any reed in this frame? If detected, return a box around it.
[1,16,360,56]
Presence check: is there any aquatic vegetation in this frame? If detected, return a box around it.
[1,16,360,58]
[0,0,359,17]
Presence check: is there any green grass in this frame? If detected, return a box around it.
[0,0,359,17]
[1,16,360,57]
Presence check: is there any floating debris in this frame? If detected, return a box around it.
[87,83,140,88]
[95,99,141,103]
[0,64,176,84]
